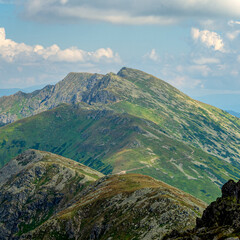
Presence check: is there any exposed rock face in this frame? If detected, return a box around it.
[0,150,103,240]
[165,179,240,240]
[23,174,206,240]
[0,72,118,124]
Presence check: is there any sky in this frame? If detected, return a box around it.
[1,0,240,110]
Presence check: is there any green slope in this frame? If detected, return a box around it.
[113,68,240,164]
[1,104,240,203]
[1,67,240,167]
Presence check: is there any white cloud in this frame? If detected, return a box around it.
[226,30,240,40]
[169,76,202,89]
[189,65,211,77]
[228,20,240,26]
[191,28,225,52]
[144,49,160,61]
[60,0,68,4]
[193,57,220,65]
[0,27,121,63]
[18,0,240,25]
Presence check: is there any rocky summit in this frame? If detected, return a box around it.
[0,150,206,240]
[165,179,240,240]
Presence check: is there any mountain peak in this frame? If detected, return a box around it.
[117,66,148,78]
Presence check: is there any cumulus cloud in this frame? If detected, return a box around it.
[18,0,240,25]
[144,49,160,61]
[191,28,225,52]
[188,65,211,77]
[193,57,220,65]
[228,20,240,26]
[226,30,240,40]
[0,27,120,63]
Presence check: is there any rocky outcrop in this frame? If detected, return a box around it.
[0,150,103,240]
[0,72,119,124]
[165,179,240,240]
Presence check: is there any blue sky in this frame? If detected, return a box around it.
[1,0,240,110]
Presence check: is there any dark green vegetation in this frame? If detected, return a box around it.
[1,67,240,203]
[0,150,206,240]
[165,179,240,239]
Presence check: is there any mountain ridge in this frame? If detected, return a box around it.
[2,67,240,164]
[0,150,206,240]
[1,67,240,202]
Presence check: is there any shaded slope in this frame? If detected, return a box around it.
[1,104,240,202]
[165,179,240,240]
[0,149,103,239]
[23,174,206,240]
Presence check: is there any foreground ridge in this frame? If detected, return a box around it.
[0,150,206,240]
[0,150,103,239]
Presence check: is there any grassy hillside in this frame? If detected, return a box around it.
[0,104,240,203]
[114,68,240,164]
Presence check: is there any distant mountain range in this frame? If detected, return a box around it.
[226,110,240,118]
[0,85,46,97]
[1,68,240,203]
[196,93,240,113]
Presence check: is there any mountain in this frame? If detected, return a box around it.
[0,72,103,123]
[1,67,240,166]
[0,150,206,240]
[0,149,103,240]
[0,103,240,203]
[26,174,206,240]
[1,68,240,202]
[165,179,240,239]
